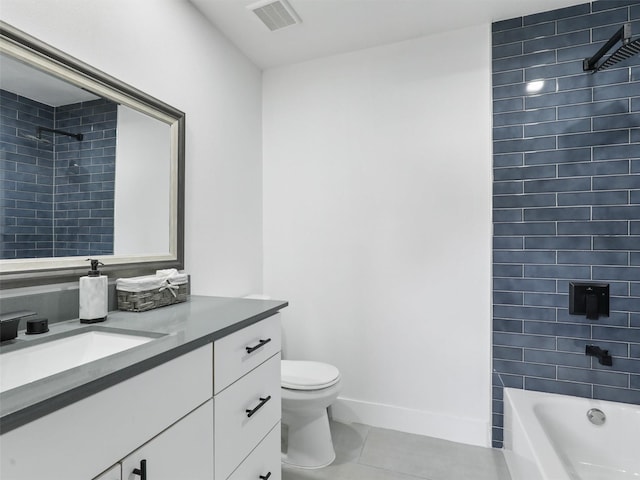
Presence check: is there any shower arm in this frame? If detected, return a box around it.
[583,23,631,72]
[37,126,84,141]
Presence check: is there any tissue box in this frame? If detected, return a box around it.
[116,270,189,312]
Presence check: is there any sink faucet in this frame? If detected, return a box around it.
[585,345,613,366]
[0,310,36,343]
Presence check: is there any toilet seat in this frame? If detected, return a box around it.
[281,360,340,390]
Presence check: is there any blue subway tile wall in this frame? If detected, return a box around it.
[492,1,640,448]
[0,91,117,258]
[53,99,117,257]
[1,90,55,258]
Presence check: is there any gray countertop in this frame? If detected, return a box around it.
[0,295,288,434]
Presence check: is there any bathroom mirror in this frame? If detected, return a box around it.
[0,22,185,288]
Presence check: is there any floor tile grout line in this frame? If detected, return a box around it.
[283,462,436,480]
[352,461,438,480]
[355,425,438,480]
[355,422,371,464]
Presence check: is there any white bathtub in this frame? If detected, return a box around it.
[503,388,640,480]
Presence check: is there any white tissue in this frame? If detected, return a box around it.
[117,270,188,292]
[156,268,179,278]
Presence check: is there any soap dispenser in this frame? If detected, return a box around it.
[79,259,108,323]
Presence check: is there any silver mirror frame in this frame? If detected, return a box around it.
[0,22,185,288]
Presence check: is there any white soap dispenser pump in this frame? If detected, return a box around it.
[79,259,108,324]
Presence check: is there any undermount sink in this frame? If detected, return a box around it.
[0,328,162,393]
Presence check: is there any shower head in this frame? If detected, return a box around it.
[37,126,83,141]
[597,38,640,71]
[584,23,640,72]
[18,131,52,145]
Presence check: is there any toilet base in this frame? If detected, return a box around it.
[281,407,336,469]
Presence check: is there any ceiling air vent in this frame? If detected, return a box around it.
[248,0,302,31]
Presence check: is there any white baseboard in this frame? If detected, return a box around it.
[330,396,491,448]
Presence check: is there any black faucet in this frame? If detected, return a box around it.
[0,310,36,343]
[586,345,613,366]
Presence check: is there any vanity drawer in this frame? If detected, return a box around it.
[214,313,281,394]
[228,422,281,480]
[215,353,281,480]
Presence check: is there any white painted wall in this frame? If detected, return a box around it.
[2,0,264,296]
[114,105,171,256]
[263,24,493,446]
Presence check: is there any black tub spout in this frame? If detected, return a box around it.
[586,345,613,366]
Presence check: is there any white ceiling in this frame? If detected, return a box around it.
[190,0,586,69]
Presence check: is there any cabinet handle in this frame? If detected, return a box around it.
[259,473,272,480]
[246,395,271,417]
[246,338,271,354]
[132,459,147,480]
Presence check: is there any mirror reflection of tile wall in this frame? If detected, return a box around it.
[0,90,117,259]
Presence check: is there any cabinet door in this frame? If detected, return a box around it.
[121,399,213,480]
[93,464,121,480]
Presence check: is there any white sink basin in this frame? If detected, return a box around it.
[0,330,156,393]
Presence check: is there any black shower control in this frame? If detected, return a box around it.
[569,282,609,320]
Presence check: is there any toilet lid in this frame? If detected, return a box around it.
[281,360,341,390]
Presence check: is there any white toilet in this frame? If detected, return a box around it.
[241,295,342,469]
[281,360,342,469]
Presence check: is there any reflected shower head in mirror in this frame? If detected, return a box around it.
[37,126,83,141]
[17,130,52,145]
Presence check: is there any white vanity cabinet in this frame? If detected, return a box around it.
[1,311,283,480]
[93,311,283,480]
[214,313,282,480]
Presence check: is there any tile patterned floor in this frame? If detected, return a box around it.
[282,421,512,480]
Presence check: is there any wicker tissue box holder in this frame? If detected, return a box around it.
[116,271,189,312]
